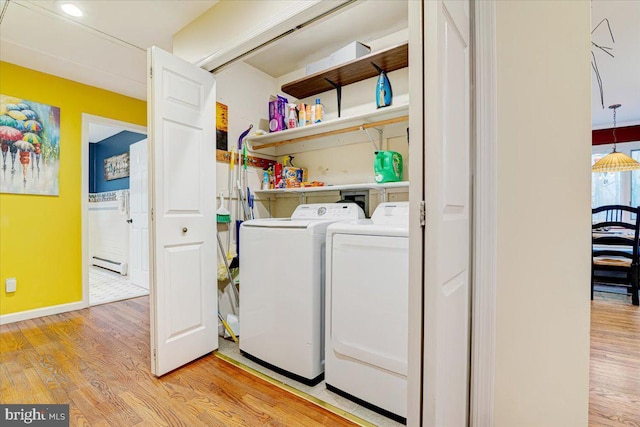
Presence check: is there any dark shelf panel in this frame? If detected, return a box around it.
[281,43,409,100]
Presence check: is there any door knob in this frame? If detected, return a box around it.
[127,219,133,223]
[182,227,188,233]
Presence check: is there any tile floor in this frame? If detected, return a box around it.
[217,338,405,427]
[89,267,149,306]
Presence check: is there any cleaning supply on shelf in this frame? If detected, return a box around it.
[314,98,324,123]
[374,64,393,108]
[262,168,270,190]
[298,103,306,127]
[268,95,288,132]
[374,151,403,183]
[216,192,231,223]
[274,162,284,188]
[287,103,298,129]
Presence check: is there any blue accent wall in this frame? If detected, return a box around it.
[89,131,146,193]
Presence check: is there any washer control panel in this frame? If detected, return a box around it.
[291,203,365,220]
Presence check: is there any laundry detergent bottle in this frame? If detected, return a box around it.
[375,69,392,108]
[374,151,403,183]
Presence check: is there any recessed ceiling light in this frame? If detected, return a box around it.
[60,3,83,17]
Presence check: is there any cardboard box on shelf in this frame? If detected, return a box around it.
[304,42,371,76]
[329,41,371,67]
[305,57,332,76]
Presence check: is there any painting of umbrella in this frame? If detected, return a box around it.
[7,110,27,121]
[22,133,41,170]
[0,115,17,127]
[0,94,60,195]
[0,125,23,171]
[20,110,37,120]
[23,120,42,132]
[14,140,34,182]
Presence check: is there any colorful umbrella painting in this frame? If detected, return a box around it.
[20,110,37,120]
[14,140,34,151]
[13,120,26,132]
[7,110,27,121]
[0,94,60,195]
[0,125,24,172]
[0,125,23,142]
[16,141,34,181]
[0,115,17,127]
[22,133,42,171]
[22,133,41,144]
[23,120,42,132]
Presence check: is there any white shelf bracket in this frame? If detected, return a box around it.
[361,126,383,151]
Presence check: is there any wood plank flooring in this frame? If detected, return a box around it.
[3,293,639,425]
[0,297,357,426]
[590,294,640,427]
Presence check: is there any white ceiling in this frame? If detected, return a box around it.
[89,123,125,143]
[0,0,638,128]
[0,0,217,100]
[591,0,640,128]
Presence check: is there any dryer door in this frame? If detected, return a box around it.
[330,233,409,375]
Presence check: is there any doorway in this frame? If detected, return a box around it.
[81,114,148,306]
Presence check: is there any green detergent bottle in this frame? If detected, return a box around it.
[374,151,403,183]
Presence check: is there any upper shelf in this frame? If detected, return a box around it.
[281,43,409,100]
[246,103,409,155]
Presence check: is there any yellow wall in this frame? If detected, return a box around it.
[0,62,146,315]
[495,1,591,425]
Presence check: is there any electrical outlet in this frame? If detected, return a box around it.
[6,277,16,293]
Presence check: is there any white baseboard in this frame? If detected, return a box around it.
[0,301,88,325]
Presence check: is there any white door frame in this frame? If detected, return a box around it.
[470,1,497,426]
[81,114,147,307]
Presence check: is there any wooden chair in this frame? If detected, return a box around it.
[592,205,640,305]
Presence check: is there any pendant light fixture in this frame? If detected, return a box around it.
[592,104,640,172]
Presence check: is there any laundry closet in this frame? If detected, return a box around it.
[172,1,411,425]
[158,0,471,425]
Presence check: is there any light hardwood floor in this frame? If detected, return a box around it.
[0,297,356,426]
[2,294,638,426]
[590,294,640,427]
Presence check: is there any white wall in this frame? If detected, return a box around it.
[88,197,129,268]
[494,1,592,426]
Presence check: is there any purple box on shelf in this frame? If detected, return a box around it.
[268,95,288,133]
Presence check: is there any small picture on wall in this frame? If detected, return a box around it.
[104,152,129,181]
[216,102,228,151]
[0,94,61,195]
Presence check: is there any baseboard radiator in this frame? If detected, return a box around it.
[92,256,128,276]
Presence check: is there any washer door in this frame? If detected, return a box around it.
[330,233,409,376]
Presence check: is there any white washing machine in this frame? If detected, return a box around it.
[325,202,409,422]
[239,203,365,385]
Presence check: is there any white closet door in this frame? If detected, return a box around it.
[422,0,472,425]
[148,46,217,376]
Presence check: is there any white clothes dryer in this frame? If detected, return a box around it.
[325,202,409,422]
[239,203,365,385]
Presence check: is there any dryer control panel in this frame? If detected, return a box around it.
[291,203,365,220]
[371,202,410,225]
